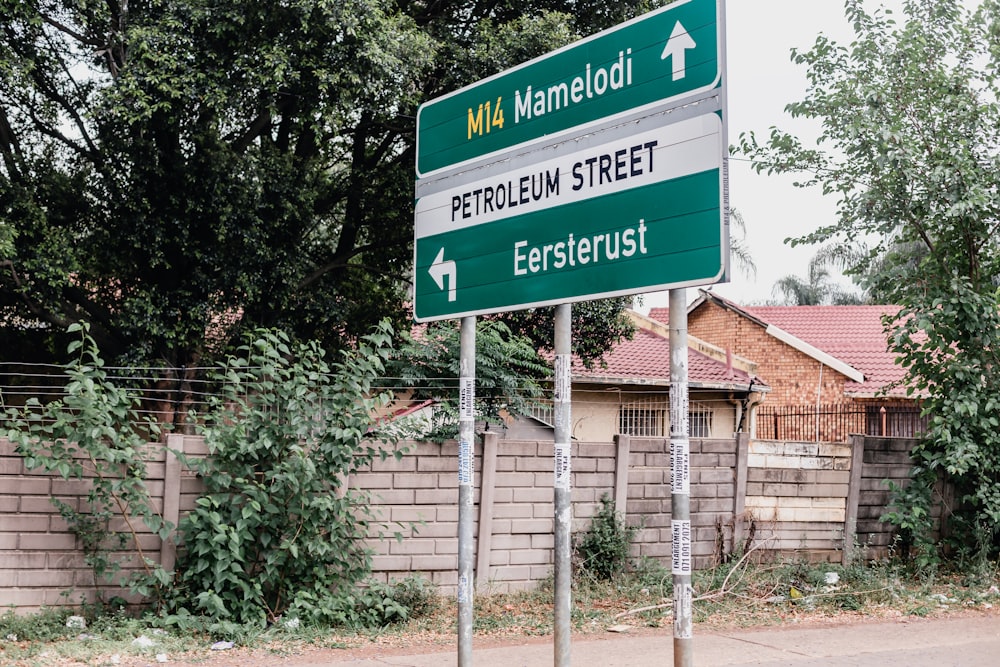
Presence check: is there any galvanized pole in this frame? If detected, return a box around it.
[458,316,476,667]
[553,303,573,667]
[669,290,693,667]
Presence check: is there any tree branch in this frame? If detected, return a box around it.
[230,108,273,154]
[40,14,102,47]
[297,246,408,291]
[0,107,24,180]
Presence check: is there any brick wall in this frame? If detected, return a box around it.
[0,434,204,612]
[1,433,920,612]
[359,438,639,593]
[689,300,851,413]
[625,437,739,567]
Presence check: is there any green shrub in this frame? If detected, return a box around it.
[574,494,637,581]
[881,470,940,573]
[290,576,438,630]
[171,324,415,626]
[0,607,76,642]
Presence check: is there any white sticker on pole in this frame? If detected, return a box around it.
[458,439,473,487]
[554,353,571,431]
[673,583,693,639]
[671,437,690,495]
[458,573,472,605]
[554,442,571,490]
[671,520,692,575]
[670,383,689,437]
[554,354,571,403]
[459,377,475,421]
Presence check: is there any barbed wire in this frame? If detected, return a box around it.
[0,364,743,426]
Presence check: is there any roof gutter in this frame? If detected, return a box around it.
[571,375,766,392]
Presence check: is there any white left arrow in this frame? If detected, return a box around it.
[661,20,697,82]
[428,248,457,302]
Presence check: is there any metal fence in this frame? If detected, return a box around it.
[755,402,926,442]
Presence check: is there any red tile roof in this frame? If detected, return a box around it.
[739,304,904,396]
[573,326,763,391]
[661,293,908,397]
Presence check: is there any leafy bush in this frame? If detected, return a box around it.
[881,469,940,573]
[289,576,439,629]
[171,324,414,626]
[2,323,172,602]
[574,494,637,581]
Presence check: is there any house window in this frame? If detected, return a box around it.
[690,402,713,438]
[618,396,667,437]
[618,397,714,438]
[619,406,665,437]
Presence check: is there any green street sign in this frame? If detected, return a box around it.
[414,113,726,321]
[416,0,721,177]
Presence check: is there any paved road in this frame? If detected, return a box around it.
[301,614,1000,666]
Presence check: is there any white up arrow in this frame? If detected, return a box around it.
[428,248,457,302]
[661,20,696,82]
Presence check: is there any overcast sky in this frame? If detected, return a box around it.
[643,0,868,310]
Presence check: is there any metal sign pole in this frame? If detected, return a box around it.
[669,289,693,667]
[458,316,476,667]
[553,303,573,667]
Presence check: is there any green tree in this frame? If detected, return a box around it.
[0,1,654,370]
[771,250,864,306]
[739,0,1000,554]
[390,319,552,439]
[0,0,436,366]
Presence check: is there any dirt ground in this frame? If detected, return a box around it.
[67,604,999,667]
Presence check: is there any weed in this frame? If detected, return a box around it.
[0,607,75,642]
[574,494,637,582]
[3,555,999,665]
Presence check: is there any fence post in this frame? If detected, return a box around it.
[613,434,631,515]
[843,433,866,565]
[733,433,749,549]
[162,434,184,573]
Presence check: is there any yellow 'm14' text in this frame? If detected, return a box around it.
[468,97,505,139]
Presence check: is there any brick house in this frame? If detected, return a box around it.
[505,310,769,441]
[649,291,924,441]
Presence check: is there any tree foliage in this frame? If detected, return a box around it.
[390,319,551,439]
[771,250,864,306]
[739,0,1000,554]
[0,0,655,369]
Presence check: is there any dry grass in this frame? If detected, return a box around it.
[3,554,999,666]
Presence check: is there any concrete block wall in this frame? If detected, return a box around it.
[856,437,928,557]
[744,439,853,562]
[0,434,203,613]
[1,432,924,611]
[624,437,739,568]
[354,439,464,591]
[356,437,623,594]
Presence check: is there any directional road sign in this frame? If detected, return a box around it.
[416,0,721,177]
[413,0,727,322]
